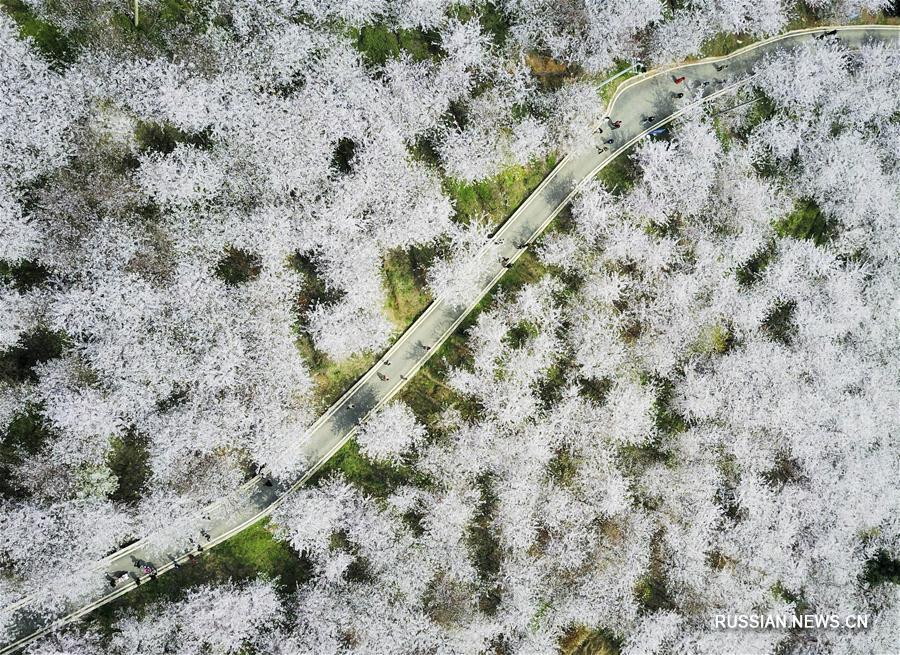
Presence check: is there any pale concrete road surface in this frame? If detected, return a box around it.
[1,24,897,654]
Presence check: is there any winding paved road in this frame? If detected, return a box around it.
[2,23,898,654]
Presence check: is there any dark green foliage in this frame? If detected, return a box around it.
[134,121,212,155]
[290,251,343,321]
[864,551,900,586]
[215,247,262,287]
[775,198,832,246]
[734,242,775,286]
[537,355,576,410]
[595,148,639,195]
[445,99,469,129]
[450,2,509,47]
[761,452,804,491]
[1,0,75,67]
[737,93,777,141]
[0,327,67,384]
[547,447,580,487]
[634,533,675,612]
[504,320,540,349]
[107,432,152,505]
[0,405,55,499]
[310,439,423,499]
[351,23,442,67]
[410,134,442,168]
[382,245,435,327]
[0,260,51,291]
[761,300,796,345]
[467,473,502,614]
[578,376,612,405]
[653,379,687,437]
[331,137,357,174]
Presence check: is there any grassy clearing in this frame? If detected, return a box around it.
[348,23,442,66]
[91,519,309,630]
[309,437,425,499]
[444,155,557,228]
[774,198,831,245]
[449,2,510,47]
[525,52,577,91]
[106,432,152,505]
[560,626,622,655]
[594,147,639,195]
[1,0,75,66]
[296,335,377,411]
[382,246,435,329]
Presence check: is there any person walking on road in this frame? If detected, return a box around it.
[596,145,608,154]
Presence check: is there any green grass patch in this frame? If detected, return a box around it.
[698,31,754,59]
[310,437,423,499]
[290,252,378,410]
[594,60,641,105]
[382,246,435,329]
[775,198,832,246]
[595,148,638,195]
[349,23,442,66]
[297,335,377,411]
[560,626,621,655]
[449,2,509,47]
[107,432,152,506]
[444,155,557,227]
[694,322,733,355]
[92,519,310,631]
[1,0,76,67]
[134,120,212,155]
[865,551,900,586]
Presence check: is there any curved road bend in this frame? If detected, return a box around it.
[2,24,897,655]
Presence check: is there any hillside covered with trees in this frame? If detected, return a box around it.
[1,1,899,654]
